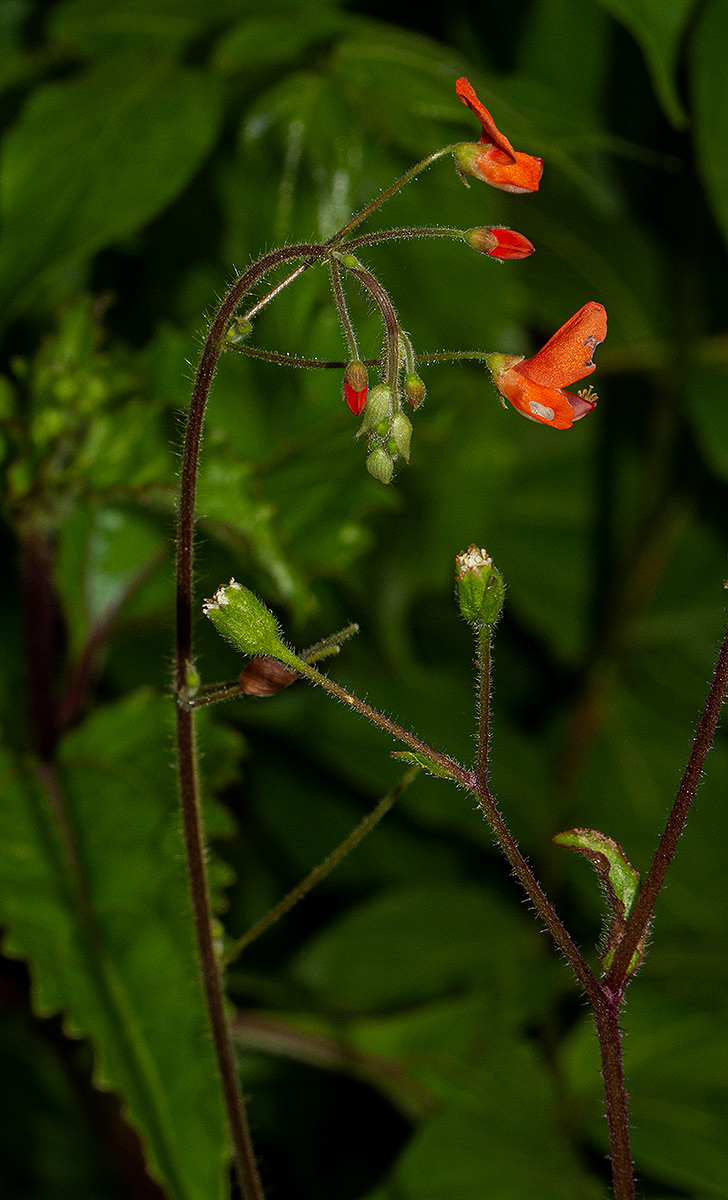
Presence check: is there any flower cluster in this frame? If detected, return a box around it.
[340,77,607,461]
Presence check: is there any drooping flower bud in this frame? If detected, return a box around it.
[366,445,394,484]
[464,227,534,260]
[358,383,393,435]
[343,360,368,415]
[455,546,505,628]
[404,372,426,409]
[391,412,412,461]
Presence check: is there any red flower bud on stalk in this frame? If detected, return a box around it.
[487,301,607,429]
[404,372,426,409]
[454,77,543,194]
[343,360,368,415]
[465,226,534,260]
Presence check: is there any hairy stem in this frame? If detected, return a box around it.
[328,258,360,361]
[607,618,728,989]
[175,242,331,1200]
[344,263,401,385]
[475,628,492,789]
[224,767,418,964]
[327,146,459,246]
[342,225,465,250]
[593,991,635,1200]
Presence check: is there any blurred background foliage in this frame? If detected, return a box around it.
[1,0,728,1197]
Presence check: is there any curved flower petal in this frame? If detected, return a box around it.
[456,76,517,161]
[517,302,607,388]
[454,78,543,194]
[500,373,596,429]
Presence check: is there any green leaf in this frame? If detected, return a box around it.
[361,1038,604,1200]
[48,0,244,55]
[54,504,169,661]
[0,57,223,317]
[213,12,348,75]
[293,883,547,1013]
[687,362,728,478]
[553,826,642,971]
[0,691,230,1200]
[691,0,728,251]
[391,750,454,780]
[595,0,697,126]
[553,827,639,915]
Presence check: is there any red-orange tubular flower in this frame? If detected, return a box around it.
[454,77,543,194]
[465,226,534,260]
[487,302,608,430]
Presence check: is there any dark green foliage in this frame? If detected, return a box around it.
[1,0,727,1197]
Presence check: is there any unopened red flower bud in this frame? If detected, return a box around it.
[465,227,534,260]
[344,360,368,415]
[366,445,394,484]
[404,372,426,409]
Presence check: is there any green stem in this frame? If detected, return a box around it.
[326,145,459,246]
[328,258,360,361]
[342,226,464,250]
[281,655,473,788]
[224,768,418,963]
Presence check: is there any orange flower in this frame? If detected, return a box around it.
[454,77,543,194]
[487,302,607,429]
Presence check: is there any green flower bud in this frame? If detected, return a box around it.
[404,372,426,409]
[203,579,291,659]
[455,546,505,627]
[226,317,253,346]
[366,446,394,484]
[334,252,365,271]
[358,383,393,436]
[391,412,412,461]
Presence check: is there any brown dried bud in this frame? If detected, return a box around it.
[238,656,298,696]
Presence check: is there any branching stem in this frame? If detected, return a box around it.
[175,242,332,1200]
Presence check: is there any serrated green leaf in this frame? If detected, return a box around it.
[0,691,231,1200]
[0,57,223,317]
[596,0,697,125]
